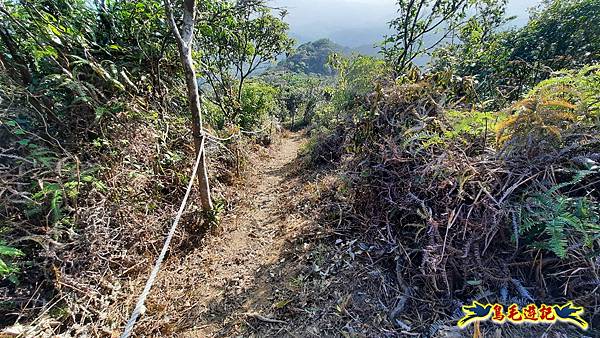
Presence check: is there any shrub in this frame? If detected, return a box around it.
[238,81,278,130]
[521,186,599,259]
[432,0,600,105]
[332,55,388,108]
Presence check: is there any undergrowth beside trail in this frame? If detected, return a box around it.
[0,0,292,334]
[0,38,276,338]
[305,65,600,335]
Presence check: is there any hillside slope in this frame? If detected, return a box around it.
[277,39,352,75]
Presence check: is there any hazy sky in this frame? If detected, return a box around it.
[271,0,542,47]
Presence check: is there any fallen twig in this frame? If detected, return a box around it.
[243,312,287,325]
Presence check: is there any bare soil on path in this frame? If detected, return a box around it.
[126,132,499,338]
[140,132,362,337]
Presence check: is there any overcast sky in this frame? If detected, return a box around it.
[271,0,542,47]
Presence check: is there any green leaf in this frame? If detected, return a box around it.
[0,245,24,258]
[0,258,10,274]
[51,189,63,221]
[93,180,107,192]
[8,274,20,284]
[273,299,292,309]
[47,24,62,37]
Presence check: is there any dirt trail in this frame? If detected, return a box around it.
[146,132,333,337]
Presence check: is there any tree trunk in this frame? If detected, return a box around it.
[164,0,212,211]
[181,45,213,210]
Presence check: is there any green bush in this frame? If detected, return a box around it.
[513,0,600,70]
[204,100,227,129]
[239,81,279,130]
[496,66,600,153]
[329,54,388,112]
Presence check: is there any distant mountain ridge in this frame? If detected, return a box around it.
[277,39,350,75]
[276,38,380,75]
[274,0,540,51]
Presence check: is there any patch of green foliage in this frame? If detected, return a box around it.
[239,81,279,130]
[445,110,497,138]
[383,0,506,72]
[520,168,600,259]
[197,1,293,122]
[422,110,502,149]
[312,54,387,130]
[330,54,387,109]
[513,0,600,70]
[432,0,600,105]
[260,71,328,128]
[496,65,600,152]
[529,66,600,118]
[0,242,24,284]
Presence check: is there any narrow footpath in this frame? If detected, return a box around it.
[134,132,342,337]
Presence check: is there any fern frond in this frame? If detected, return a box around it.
[544,218,568,258]
[542,125,562,139]
[541,100,577,111]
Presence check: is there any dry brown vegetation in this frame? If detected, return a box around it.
[306,69,600,336]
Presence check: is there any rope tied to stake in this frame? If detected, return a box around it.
[120,136,206,338]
